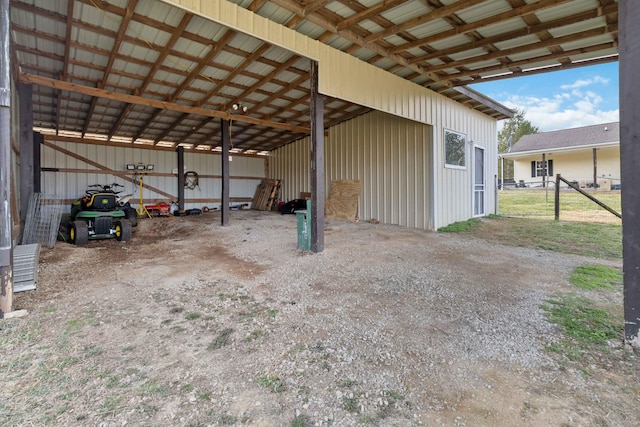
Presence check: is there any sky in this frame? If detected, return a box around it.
[469,61,619,133]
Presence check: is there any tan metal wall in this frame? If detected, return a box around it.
[271,110,434,229]
[41,140,265,210]
[272,106,497,230]
[164,0,499,228]
[433,104,498,227]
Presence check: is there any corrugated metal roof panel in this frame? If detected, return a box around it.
[77,2,121,33]
[249,1,295,25]
[507,47,554,63]
[549,16,610,38]
[380,0,428,24]
[405,19,454,41]
[294,21,328,40]
[561,34,615,51]
[474,17,526,38]
[202,65,233,81]
[456,0,513,23]
[535,0,599,23]
[232,74,259,88]
[493,34,541,50]
[357,19,384,34]
[213,50,246,69]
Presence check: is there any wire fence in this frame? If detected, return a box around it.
[22,193,67,248]
[498,177,622,225]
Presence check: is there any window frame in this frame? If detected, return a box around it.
[444,129,467,170]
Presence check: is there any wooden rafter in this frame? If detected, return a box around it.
[109,12,193,139]
[388,0,573,55]
[269,0,448,87]
[431,25,617,74]
[364,0,485,44]
[11,0,617,152]
[20,73,311,133]
[409,4,618,65]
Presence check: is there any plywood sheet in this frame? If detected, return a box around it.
[325,180,361,221]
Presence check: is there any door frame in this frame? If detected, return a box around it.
[473,144,486,217]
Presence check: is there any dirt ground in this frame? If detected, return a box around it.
[1,210,637,426]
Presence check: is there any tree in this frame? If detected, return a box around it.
[498,109,539,180]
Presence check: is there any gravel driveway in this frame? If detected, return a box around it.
[3,210,636,426]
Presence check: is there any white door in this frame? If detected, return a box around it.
[474,146,485,216]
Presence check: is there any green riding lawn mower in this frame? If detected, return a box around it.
[64,183,138,245]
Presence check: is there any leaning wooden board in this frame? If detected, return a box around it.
[325,180,361,221]
[251,179,281,211]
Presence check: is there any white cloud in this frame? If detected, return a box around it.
[497,85,618,132]
[560,75,609,90]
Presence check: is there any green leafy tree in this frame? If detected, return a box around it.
[498,109,539,180]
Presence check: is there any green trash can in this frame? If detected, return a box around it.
[295,200,311,250]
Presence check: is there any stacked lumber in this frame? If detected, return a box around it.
[325,180,361,221]
[252,179,281,211]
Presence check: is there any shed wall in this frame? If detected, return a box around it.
[168,0,499,229]
[272,110,433,229]
[40,139,265,211]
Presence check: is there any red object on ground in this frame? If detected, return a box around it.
[145,203,171,217]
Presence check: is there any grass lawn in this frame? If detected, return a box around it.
[446,216,622,259]
[498,189,621,224]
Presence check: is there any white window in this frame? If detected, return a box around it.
[444,129,467,169]
[531,160,553,177]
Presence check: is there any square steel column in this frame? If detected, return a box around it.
[176,146,185,210]
[18,83,33,232]
[620,0,640,344]
[221,118,230,226]
[310,60,324,253]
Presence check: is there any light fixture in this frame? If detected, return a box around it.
[146,164,154,171]
[126,164,135,170]
[231,103,248,113]
[136,163,146,170]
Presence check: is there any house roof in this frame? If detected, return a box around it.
[502,121,620,156]
[10,0,619,153]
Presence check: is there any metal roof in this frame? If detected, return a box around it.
[10,0,618,153]
[502,121,620,156]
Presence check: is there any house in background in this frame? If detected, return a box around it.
[500,122,620,190]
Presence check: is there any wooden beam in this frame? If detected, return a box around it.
[221,118,230,226]
[83,0,137,137]
[388,0,573,54]
[620,0,640,344]
[445,41,617,83]
[269,0,448,87]
[428,26,617,73]
[109,10,192,139]
[408,3,618,64]
[310,60,324,253]
[1,0,13,318]
[43,139,176,200]
[20,73,311,133]
[18,83,34,231]
[453,86,513,118]
[364,0,485,43]
[336,0,406,31]
[177,146,185,210]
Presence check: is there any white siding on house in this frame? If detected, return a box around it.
[41,140,266,211]
[512,146,620,187]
